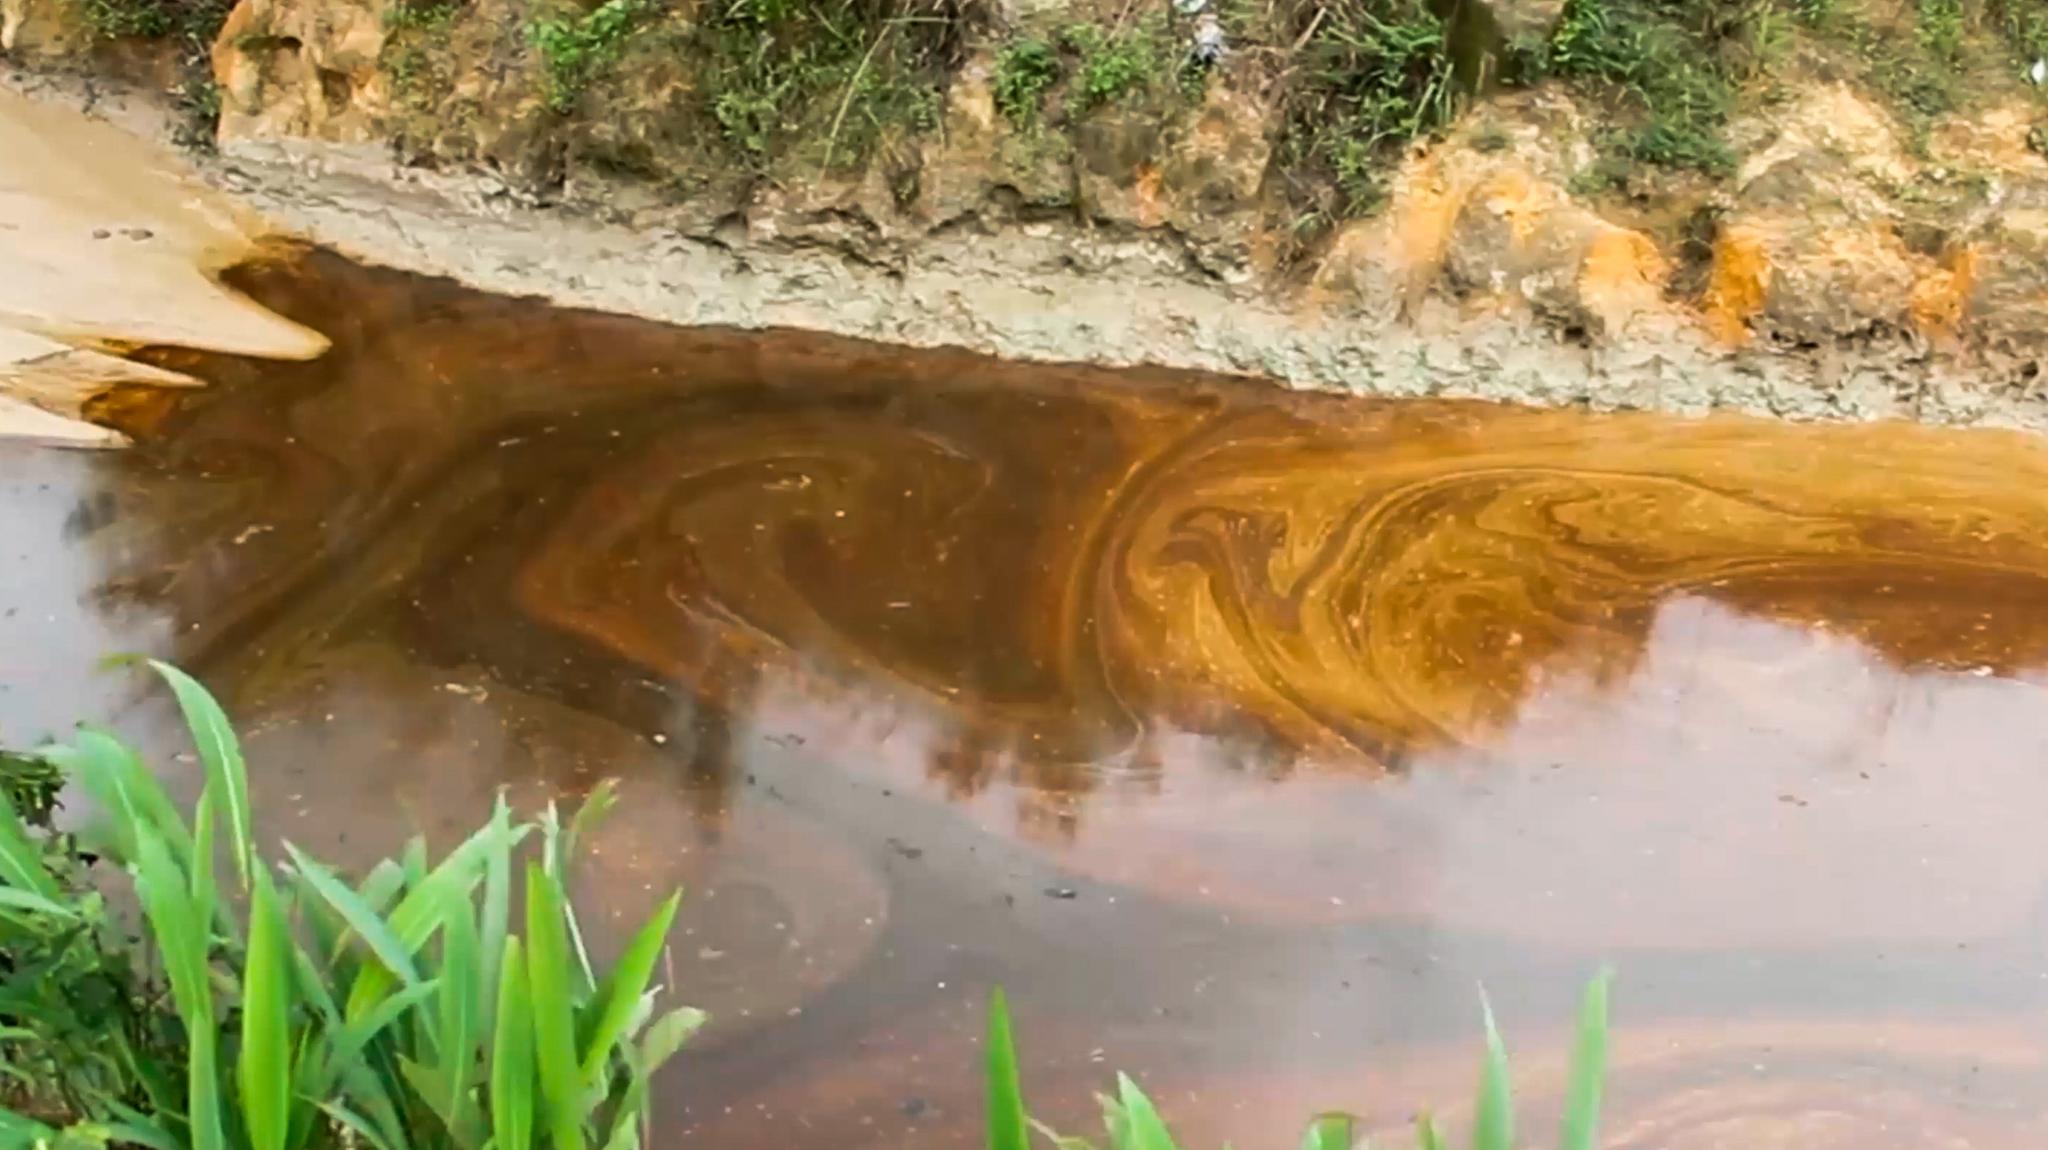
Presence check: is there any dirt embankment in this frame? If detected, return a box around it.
[5,0,2048,430]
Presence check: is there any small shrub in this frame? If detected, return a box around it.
[70,0,234,143]
[1996,0,2048,62]
[1281,0,1460,214]
[387,0,462,30]
[692,0,979,173]
[993,36,1060,126]
[1548,0,1735,180]
[0,662,700,1150]
[74,0,168,38]
[1916,0,1966,64]
[1790,0,1835,24]
[1063,22,1156,110]
[527,0,661,115]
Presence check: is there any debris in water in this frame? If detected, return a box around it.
[1044,886,1079,899]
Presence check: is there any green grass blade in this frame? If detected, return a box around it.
[0,1105,57,1147]
[1557,970,1613,1150]
[288,1028,324,1150]
[578,890,680,1087]
[44,727,192,867]
[491,936,535,1150]
[1470,992,1512,1150]
[240,870,293,1150]
[1114,1073,1180,1150]
[436,888,482,1130]
[284,843,422,987]
[398,1056,461,1139]
[526,864,587,1150]
[1417,1113,1446,1150]
[347,816,526,1020]
[189,790,218,948]
[131,821,222,1150]
[985,989,1029,1150]
[332,1057,418,1150]
[638,1005,704,1076]
[478,794,515,1043]
[564,781,617,862]
[1301,1113,1356,1150]
[358,859,408,915]
[316,1102,401,1150]
[326,981,442,1072]
[0,789,60,899]
[0,886,79,919]
[593,1000,708,1150]
[100,1119,183,1150]
[145,660,253,890]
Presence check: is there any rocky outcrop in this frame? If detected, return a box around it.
[212,0,392,144]
[1703,85,1932,347]
[1313,92,1676,338]
[918,49,1077,223]
[0,0,85,56]
[1072,66,1273,280]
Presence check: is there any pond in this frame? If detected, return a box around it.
[7,246,2048,1148]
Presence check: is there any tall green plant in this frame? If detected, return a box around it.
[0,662,701,1150]
[985,971,1615,1150]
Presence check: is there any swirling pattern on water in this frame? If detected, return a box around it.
[23,245,2048,1149]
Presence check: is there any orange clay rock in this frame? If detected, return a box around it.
[1706,84,1932,347]
[1314,90,1677,339]
[1921,102,2048,382]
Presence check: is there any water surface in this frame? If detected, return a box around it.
[8,248,2048,1147]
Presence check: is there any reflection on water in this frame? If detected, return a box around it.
[10,246,2048,1146]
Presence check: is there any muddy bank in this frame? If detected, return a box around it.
[8,59,2048,434]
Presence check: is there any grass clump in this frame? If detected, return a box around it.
[388,0,464,31]
[1279,0,1461,216]
[687,0,979,174]
[73,0,174,39]
[0,661,699,1150]
[69,0,234,143]
[993,36,1060,126]
[528,0,662,115]
[1063,20,1159,110]
[1547,0,1737,179]
[1847,0,2032,148]
[1993,0,2048,62]
[986,972,1616,1150]
[1916,0,1968,63]
[383,0,466,110]
[0,751,179,1128]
